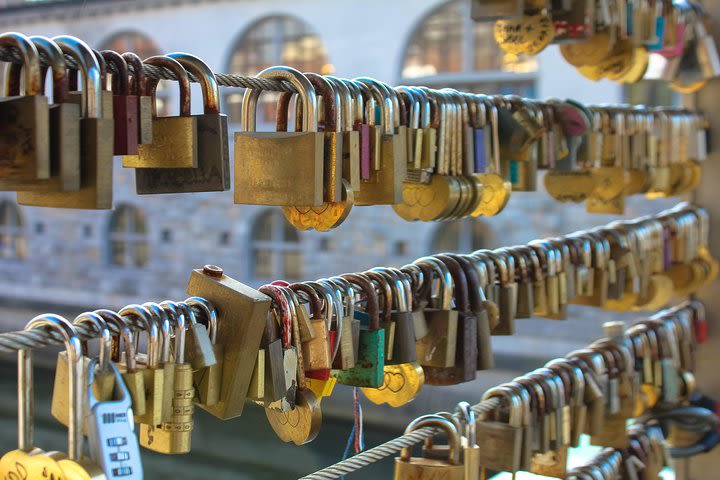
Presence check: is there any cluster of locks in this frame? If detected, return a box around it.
[393,306,697,479]
[473,0,720,93]
[0,202,714,479]
[0,32,709,231]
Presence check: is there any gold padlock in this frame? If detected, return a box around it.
[187,296,223,407]
[394,414,464,480]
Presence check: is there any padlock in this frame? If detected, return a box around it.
[334,272,385,388]
[138,302,175,424]
[458,402,481,480]
[235,66,324,206]
[424,254,477,385]
[373,267,416,365]
[0,315,79,479]
[477,385,524,476]
[18,35,113,209]
[393,415,464,480]
[51,312,114,433]
[326,76,360,191]
[123,51,153,146]
[186,265,272,419]
[101,50,138,155]
[186,297,223,407]
[5,35,80,192]
[113,321,147,419]
[125,55,197,169]
[291,283,331,379]
[0,32,50,185]
[136,53,230,193]
[257,285,291,406]
[85,358,143,479]
[414,257,458,368]
[323,278,357,370]
[140,301,195,454]
[353,78,405,205]
[36,315,106,477]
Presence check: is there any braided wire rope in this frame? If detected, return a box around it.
[298,398,501,480]
[0,44,299,93]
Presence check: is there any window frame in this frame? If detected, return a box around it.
[250,209,303,281]
[107,204,150,269]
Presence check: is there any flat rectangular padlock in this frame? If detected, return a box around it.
[235,67,324,206]
[186,266,271,419]
[136,53,230,194]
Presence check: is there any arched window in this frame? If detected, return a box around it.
[0,201,25,259]
[251,210,302,280]
[109,205,148,268]
[98,31,170,116]
[402,1,538,96]
[431,218,492,253]
[225,15,332,124]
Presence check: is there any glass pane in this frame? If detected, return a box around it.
[283,218,300,242]
[283,251,302,279]
[14,234,26,260]
[134,210,147,234]
[402,1,463,78]
[111,240,126,266]
[253,212,273,241]
[135,241,149,268]
[254,248,273,278]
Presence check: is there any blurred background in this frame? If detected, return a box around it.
[0,0,683,478]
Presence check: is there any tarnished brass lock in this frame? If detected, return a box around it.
[187,297,223,408]
[394,415,464,480]
[5,35,80,193]
[291,283,331,378]
[136,53,230,193]
[235,66,324,206]
[18,35,113,209]
[0,32,50,186]
[125,55,197,169]
[140,302,195,454]
[477,386,524,476]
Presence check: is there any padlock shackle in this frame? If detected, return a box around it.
[0,32,41,96]
[290,282,324,320]
[341,273,380,332]
[28,35,68,102]
[363,270,394,325]
[122,51,146,96]
[324,76,352,132]
[401,415,461,465]
[306,72,340,133]
[168,52,220,114]
[73,311,112,371]
[414,256,454,311]
[434,255,471,315]
[24,314,83,459]
[354,77,394,135]
[53,35,102,118]
[100,49,129,95]
[185,297,218,344]
[118,304,159,369]
[143,55,191,117]
[142,301,173,364]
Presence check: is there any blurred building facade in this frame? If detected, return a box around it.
[0,0,674,341]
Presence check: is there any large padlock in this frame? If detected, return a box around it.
[414,257,458,368]
[18,35,113,209]
[125,54,197,169]
[393,415,464,480]
[135,53,230,193]
[477,385,524,476]
[4,35,80,192]
[0,32,50,186]
[235,66,324,206]
[186,265,272,419]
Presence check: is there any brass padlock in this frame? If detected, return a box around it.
[18,35,113,209]
[0,32,50,186]
[291,283,331,377]
[51,312,114,433]
[186,265,272,419]
[477,385,524,476]
[136,53,230,193]
[4,35,80,193]
[394,415,464,480]
[125,55,197,169]
[187,296,223,408]
[235,66,324,206]
[140,301,195,454]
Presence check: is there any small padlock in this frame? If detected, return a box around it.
[122,51,153,145]
[101,50,138,156]
[393,415,464,480]
[186,297,223,408]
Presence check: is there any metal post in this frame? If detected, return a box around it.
[687,2,720,477]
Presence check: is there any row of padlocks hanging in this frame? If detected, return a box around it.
[0,32,710,231]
